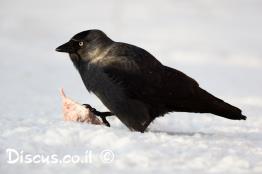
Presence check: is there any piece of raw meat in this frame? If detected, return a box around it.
[60,88,103,125]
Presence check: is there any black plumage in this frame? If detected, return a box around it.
[56,29,246,132]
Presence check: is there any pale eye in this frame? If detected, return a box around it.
[79,41,84,46]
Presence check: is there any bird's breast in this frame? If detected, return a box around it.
[79,63,126,113]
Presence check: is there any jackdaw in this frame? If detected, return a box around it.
[56,29,246,132]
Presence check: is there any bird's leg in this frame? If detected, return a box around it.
[83,104,113,127]
[83,104,114,117]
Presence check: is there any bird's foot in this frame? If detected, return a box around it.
[83,104,113,127]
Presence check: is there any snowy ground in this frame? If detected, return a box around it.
[0,0,262,173]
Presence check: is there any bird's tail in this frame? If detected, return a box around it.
[197,88,246,120]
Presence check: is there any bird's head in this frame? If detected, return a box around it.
[56,29,113,62]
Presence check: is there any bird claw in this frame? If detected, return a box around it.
[82,104,111,127]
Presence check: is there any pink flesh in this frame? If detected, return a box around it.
[60,88,103,125]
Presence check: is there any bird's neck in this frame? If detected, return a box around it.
[69,53,86,71]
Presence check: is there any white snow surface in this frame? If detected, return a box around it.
[0,0,262,173]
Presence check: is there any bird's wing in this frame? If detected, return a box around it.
[102,43,199,107]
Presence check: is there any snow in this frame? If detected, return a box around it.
[0,0,262,173]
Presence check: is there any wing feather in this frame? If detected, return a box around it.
[102,43,199,115]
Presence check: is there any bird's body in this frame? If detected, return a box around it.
[56,29,246,132]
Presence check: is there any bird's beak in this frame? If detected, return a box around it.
[56,42,71,53]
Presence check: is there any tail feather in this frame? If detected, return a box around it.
[197,88,247,120]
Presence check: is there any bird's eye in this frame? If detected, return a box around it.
[79,41,84,47]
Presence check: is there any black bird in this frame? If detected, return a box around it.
[56,29,246,132]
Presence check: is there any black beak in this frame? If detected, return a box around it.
[56,42,71,53]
